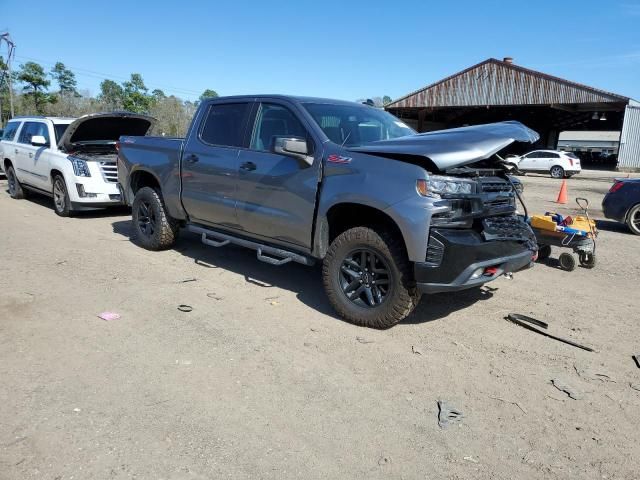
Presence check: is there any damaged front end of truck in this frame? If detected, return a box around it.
[351,121,540,293]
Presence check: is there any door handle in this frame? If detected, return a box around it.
[14,149,18,154]
[240,161,257,171]
[185,154,199,163]
[29,152,34,158]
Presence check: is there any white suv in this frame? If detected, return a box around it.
[507,150,581,179]
[1,112,154,216]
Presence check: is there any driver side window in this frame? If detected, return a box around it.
[18,122,50,145]
[250,103,312,153]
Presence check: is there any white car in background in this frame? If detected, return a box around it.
[1,112,155,216]
[506,150,581,179]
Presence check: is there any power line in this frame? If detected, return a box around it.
[14,54,204,98]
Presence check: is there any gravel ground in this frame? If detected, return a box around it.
[1,170,639,480]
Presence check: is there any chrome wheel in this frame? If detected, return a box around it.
[628,205,640,235]
[550,166,564,179]
[137,201,156,237]
[53,177,67,213]
[339,248,391,308]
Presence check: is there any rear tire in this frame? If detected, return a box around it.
[6,165,27,199]
[131,186,179,250]
[52,174,72,217]
[322,226,420,329]
[626,204,640,235]
[558,252,576,271]
[550,166,565,179]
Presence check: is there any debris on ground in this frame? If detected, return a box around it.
[177,305,193,313]
[630,383,640,392]
[206,293,223,300]
[377,456,391,466]
[178,278,197,283]
[356,336,374,344]
[551,378,583,400]
[437,400,463,429]
[411,345,423,355]
[633,355,640,369]
[506,313,594,352]
[573,364,615,383]
[463,456,479,463]
[269,301,280,306]
[97,312,120,321]
[487,395,527,414]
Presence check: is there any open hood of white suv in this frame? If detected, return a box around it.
[350,121,540,171]
[58,111,156,152]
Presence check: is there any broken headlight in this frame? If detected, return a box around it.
[416,175,475,198]
[68,156,91,177]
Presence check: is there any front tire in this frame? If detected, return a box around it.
[550,166,565,179]
[322,226,420,329]
[131,186,179,250]
[53,174,72,217]
[626,204,640,235]
[6,165,27,199]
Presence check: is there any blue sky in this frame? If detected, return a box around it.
[2,0,640,101]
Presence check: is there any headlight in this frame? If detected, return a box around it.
[416,175,474,198]
[68,156,91,177]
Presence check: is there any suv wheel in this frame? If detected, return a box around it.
[131,186,179,250]
[53,174,72,217]
[322,226,420,329]
[550,166,565,179]
[6,165,27,199]
[626,204,640,235]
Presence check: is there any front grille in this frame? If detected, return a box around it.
[425,235,445,266]
[482,216,537,250]
[100,161,118,183]
[480,181,513,193]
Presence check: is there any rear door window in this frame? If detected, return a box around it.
[199,103,251,148]
[1,121,20,141]
[18,122,50,145]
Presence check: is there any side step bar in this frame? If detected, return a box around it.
[186,224,315,266]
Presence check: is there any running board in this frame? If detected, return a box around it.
[186,224,315,266]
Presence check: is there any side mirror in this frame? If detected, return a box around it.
[273,136,313,165]
[31,135,48,147]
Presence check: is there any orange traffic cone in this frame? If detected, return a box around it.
[556,180,568,204]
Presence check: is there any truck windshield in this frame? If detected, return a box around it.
[303,103,415,147]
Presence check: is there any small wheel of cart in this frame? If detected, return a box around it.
[578,251,596,269]
[537,244,552,261]
[558,252,577,271]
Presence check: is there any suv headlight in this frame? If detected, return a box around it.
[416,175,475,198]
[68,156,91,177]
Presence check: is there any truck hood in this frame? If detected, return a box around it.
[349,121,539,171]
[58,111,156,152]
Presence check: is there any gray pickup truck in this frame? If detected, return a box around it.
[118,95,538,328]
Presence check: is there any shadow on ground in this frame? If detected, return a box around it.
[596,219,632,234]
[112,219,493,326]
[5,188,131,218]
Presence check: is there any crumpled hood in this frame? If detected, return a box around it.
[58,111,156,152]
[349,121,539,171]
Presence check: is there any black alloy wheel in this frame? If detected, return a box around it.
[339,248,391,308]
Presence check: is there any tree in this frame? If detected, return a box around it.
[98,79,124,110]
[50,62,78,95]
[382,95,392,105]
[16,62,52,113]
[152,89,166,100]
[122,73,151,113]
[199,89,219,101]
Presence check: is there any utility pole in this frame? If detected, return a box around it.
[0,32,16,119]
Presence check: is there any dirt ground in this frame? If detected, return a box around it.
[1,170,639,480]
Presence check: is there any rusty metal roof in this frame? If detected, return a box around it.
[386,58,630,109]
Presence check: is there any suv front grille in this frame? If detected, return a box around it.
[480,181,513,193]
[100,161,118,183]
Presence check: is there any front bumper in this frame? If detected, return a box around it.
[415,227,535,294]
